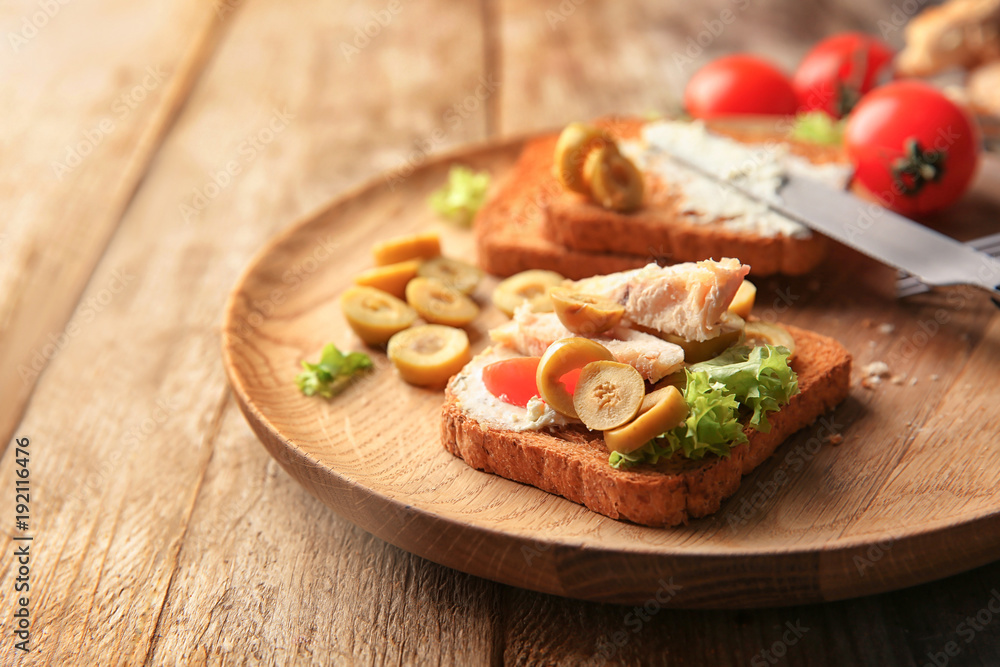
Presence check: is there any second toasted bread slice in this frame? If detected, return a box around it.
[476,117,850,279]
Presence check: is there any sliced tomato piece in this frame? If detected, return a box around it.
[560,367,582,394]
[482,357,541,408]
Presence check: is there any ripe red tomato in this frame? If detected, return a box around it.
[482,357,541,407]
[845,81,981,215]
[684,55,799,119]
[793,32,894,118]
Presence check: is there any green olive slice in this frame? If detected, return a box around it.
[417,256,483,295]
[549,287,625,335]
[573,360,645,431]
[536,337,616,419]
[728,280,757,319]
[603,385,688,454]
[553,122,611,195]
[354,259,422,299]
[405,277,479,327]
[372,231,441,266]
[661,313,746,363]
[584,144,644,213]
[340,286,418,346]
[744,321,796,358]
[492,269,564,317]
[387,325,471,387]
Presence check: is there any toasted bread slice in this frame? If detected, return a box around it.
[477,135,651,279]
[476,117,849,279]
[441,324,851,527]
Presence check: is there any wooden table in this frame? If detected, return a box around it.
[2,0,999,664]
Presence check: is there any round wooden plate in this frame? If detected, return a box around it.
[222,134,1000,608]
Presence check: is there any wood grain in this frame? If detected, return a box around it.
[0,0,500,664]
[496,0,914,135]
[144,0,499,661]
[223,135,1000,607]
[0,0,226,456]
[3,0,1000,663]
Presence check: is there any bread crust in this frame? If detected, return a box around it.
[476,118,847,279]
[440,324,852,527]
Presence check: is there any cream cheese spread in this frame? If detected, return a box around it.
[449,346,572,432]
[619,120,853,239]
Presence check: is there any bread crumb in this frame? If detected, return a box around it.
[891,376,904,385]
[861,318,873,328]
[878,323,895,334]
[826,433,844,446]
[868,340,877,348]
[861,375,882,389]
[863,361,891,377]
[930,374,940,381]
[860,361,890,390]
[910,377,919,386]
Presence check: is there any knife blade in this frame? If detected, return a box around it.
[661,151,1000,300]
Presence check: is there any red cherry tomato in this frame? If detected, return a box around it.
[793,32,894,118]
[482,357,541,407]
[845,81,981,215]
[684,55,799,119]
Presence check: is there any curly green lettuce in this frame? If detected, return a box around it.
[609,370,745,469]
[428,166,491,226]
[689,344,798,433]
[296,344,373,398]
[609,344,798,469]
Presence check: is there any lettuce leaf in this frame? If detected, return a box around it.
[609,370,745,469]
[296,344,373,398]
[608,344,798,469]
[428,166,491,226]
[689,344,798,432]
[790,111,844,146]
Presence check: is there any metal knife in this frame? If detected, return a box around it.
[662,152,1000,301]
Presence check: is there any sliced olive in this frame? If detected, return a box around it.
[553,122,611,195]
[340,286,418,346]
[604,385,688,454]
[584,144,644,213]
[536,337,615,419]
[353,259,422,299]
[405,277,479,327]
[573,361,645,431]
[744,321,796,358]
[652,371,687,393]
[387,324,471,387]
[372,231,441,266]
[549,287,625,335]
[728,280,757,319]
[661,313,746,363]
[418,256,483,295]
[492,269,565,317]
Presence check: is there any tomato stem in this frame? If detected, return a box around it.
[891,137,946,196]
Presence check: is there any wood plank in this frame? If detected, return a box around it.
[496,0,907,135]
[149,403,501,665]
[0,0,227,455]
[0,0,496,663]
[496,560,1000,665]
[5,0,1000,663]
